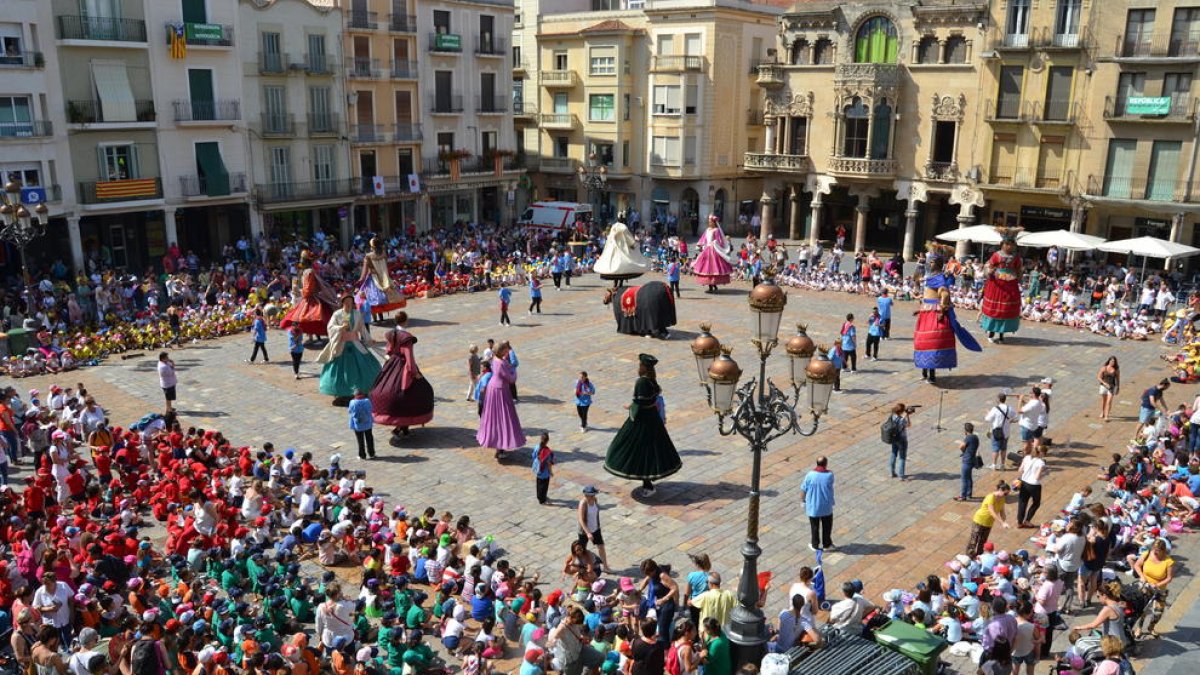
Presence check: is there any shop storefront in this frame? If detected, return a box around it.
[176,204,251,261]
[80,210,164,272]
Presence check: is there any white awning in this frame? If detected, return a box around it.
[91,60,136,122]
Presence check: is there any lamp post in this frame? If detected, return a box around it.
[0,181,49,290]
[577,152,608,228]
[689,275,837,668]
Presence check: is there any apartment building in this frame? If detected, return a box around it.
[151,0,249,260]
[415,0,522,228]
[1,0,73,269]
[517,0,781,231]
[241,0,353,244]
[747,0,990,258]
[341,0,423,234]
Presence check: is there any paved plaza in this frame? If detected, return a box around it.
[6,271,1197,670]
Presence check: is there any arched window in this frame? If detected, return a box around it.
[843,97,869,158]
[813,38,834,64]
[854,16,898,63]
[945,35,968,63]
[791,38,810,65]
[871,98,892,158]
[916,36,939,64]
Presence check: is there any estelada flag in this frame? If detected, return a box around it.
[169,24,187,59]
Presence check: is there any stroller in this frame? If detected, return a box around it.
[1119,582,1155,650]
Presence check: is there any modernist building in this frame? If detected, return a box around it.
[240,0,353,245]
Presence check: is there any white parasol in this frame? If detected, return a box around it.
[934,224,1004,244]
[1097,236,1200,259]
[1016,229,1106,251]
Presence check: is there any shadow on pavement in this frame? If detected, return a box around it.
[833,542,905,556]
[630,480,777,505]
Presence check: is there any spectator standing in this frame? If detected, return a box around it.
[799,456,835,551]
[877,288,893,338]
[954,422,980,501]
[665,258,681,299]
[573,371,595,431]
[984,393,1015,470]
[1015,446,1047,527]
[348,388,375,460]
[466,345,482,401]
[532,432,555,505]
[887,403,912,480]
[865,308,883,360]
[249,308,269,363]
[288,325,305,379]
[1017,387,1045,457]
[498,285,513,326]
[157,352,177,414]
[840,313,858,373]
[528,276,543,314]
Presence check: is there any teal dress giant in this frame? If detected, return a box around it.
[604,376,681,481]
[316,307,382,397]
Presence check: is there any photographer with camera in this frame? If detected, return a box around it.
[883,403,916,481]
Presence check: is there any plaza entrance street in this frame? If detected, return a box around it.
[7,272,1194,669]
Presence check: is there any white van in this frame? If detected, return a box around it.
[517,201,593,230]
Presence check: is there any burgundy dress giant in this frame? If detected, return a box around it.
[369,328,434,428]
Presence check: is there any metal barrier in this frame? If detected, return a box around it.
[783,628,920,675]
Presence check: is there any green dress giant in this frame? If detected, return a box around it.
[603,354,682,493]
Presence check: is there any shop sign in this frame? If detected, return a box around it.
[1020,205,1070,221]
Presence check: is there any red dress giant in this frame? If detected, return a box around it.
[980,250,1023,337]
[280,266,336,336]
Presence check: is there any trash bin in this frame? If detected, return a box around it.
[6,328,30,356]
[873,620,949,675]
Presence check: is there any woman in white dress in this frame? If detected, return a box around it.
[594,218,649,286]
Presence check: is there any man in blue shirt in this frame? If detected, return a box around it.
[550,253,564,290]
[876,288,894,338]
[249,309,269,363]
[840,313,857,373]
[866,308,883,360]
[348,388,375,460]
[665,259,681,298]
[799,456,835,551]
[498,285,512,326]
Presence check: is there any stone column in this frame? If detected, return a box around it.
[249,207,264,242]
[67,215,84,274]
[340,203,353,248]
[902,207,919,261]
[759,191,774,240]
[809,197,823,247]
[788,187,802,240]
[854,202,869,252]
[955,208,975,259]
[163,208,179,250]
[764,119,776,154]
[938,39,947,64]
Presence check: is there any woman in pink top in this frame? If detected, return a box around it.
[1092,635,1126,675]
[1034,565,1063,658]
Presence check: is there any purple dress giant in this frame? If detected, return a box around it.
[476,357,526,450]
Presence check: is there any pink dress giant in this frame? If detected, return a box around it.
[692,222,733,286]
[476,357,526,451]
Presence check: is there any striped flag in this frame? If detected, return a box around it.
[450,158,461,181]
[169,24,187,59]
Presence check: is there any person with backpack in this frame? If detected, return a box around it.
[984,393,1016,470]
[955,422,981,501]
[532,432,555,505]
[882,403,913,480]
[123,621,168,675]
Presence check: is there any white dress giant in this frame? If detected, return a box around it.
[594,221,650,280]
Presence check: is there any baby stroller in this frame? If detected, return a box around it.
[1048,634,1102,674]
[1120,582,1155,651]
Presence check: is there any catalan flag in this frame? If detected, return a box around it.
[450,158,461,181]
[169,23,187,59]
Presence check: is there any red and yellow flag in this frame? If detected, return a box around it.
[169,24,187,59]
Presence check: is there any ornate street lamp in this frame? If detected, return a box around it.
[577,152,608,227]
[0,181,49,288]
[691,273,835,667]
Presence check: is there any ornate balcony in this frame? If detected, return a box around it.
[833,63,901,87]
[827,157,898,178]
[743,152,809,174]
[755,64,784,89]
[924,161,959,182]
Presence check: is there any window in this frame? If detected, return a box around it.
[791,38,811,65]
[397,149,414,177]
[1055,0,1081,42]
[268,147,290,186]
[479,15,494,52]
[786,117,808,155]
[263,85,286,117]
[553,92,568,114]
[684,33,701,55]
[842,97,868,158]
[871,99,892,159]
[1103,139,1136,198]
[622,140,630,167]
[436,132,454,155]
[651,136,680,165]
[553,51,568,70]
[1149,141,1182,200]
[683,136,696,166]
[182,0,207,23]
[1115,71,1145,115]
[685,84,698,114]
[589,94,614,121]
[590,46,616,75]
[188,68,215,120]
[652,85,681,114]
[623,93,630,120]
[481,131,497,157]
[915,36,938,64]
[0,95,32,136]
[657,35,674,55]
[853,16,897,64]
[931,120,956,165]
[91,60,136,122]
[590,141,614,166]
[195,142,229,196]
[813,38,833,64]
[1124,9,1156,55]
[1170,7,1200,56]
[554,136,569,158]
[261,32,282,71]
[512,45,521,65]
[512,79,524,112]
[309,86,333,131]
[307,34,327,72]
[480,72,496,109]
[435,70,453,111]
[990,134,1017,183]
[945,36,967,63]
[1036,138,1064,188]
[1164,72,1192,114]
[997,65,1023,119]
[100,144,138,181]
[0,24,24,64]
[1007,0,1031,44]
[1044,66,1073,120]
[433,10,451,34]
[1,165,40,189]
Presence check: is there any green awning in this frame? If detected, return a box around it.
[196,142,229,196]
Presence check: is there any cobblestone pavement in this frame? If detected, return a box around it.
[6,271,1197,671]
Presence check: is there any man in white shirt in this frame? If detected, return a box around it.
[828,581,876,631]
[984,393,1015,470]
[33,571,74,645]
[1018,387,1046,457]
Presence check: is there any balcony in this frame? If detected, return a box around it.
[650,55,705,72]
[0,51,44,68]
[389,14,417,33]
[390,59,417,79]
[307,112,340,136]
[827,157,899,178]
[539,157,578,173]
[475,35,506,57]
[834,62,902,88]
[258,51,288,74]
[429,32,463,53]
[347,11,378,31]
[393,123,422,142]
[1103,95,1196,121]
[513,59,529,74]
[1087,174,1200,202]
[1114,32,1200,60]
[985,97,1024,122]
[172,99,241,123]
[350,124,389,144]
[429,95,465,114]
[66,99,156,125]
[180,172,248,197]
[255,180,357,205]
[513,101,537,120]
[57,15,147,43]
[164,22,233,47]
[756,64,784,88]
[924,161,959,182]
[304,53,333,75]
[990,26,1090,51]
[78,177,162,205]
[346,57,382,79]
[1029,99,1079,124]
[987,165,1067,191]
[540,70,579,88]
[743,152,809,173]
[538,113,578,129]
[476,96,507,114]
[0,120,53,139]
[260,113,296,136]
